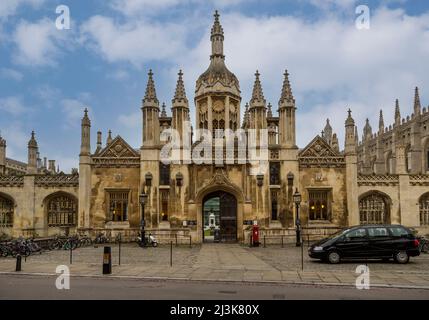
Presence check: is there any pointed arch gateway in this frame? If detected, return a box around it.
[203,191,237,243]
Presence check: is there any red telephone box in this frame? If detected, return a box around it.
[252,220,259,247]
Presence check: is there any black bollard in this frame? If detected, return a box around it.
[16,255,22,272]
[170,241,173,267]
[103,246,112,274]
[118,234,121,266]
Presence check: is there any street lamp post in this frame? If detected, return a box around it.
[293,188,302,247]
[139,192,148,247]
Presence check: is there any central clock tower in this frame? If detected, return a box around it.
[195,11,241,138]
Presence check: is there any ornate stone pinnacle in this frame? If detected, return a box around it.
[279,69,295,106]
[173,69,188,105]
[143,69,158,104]
[250,70,265,106]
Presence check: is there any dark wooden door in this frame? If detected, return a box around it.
[219,192,237,242]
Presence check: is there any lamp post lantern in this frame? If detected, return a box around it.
[139,192,148,247]
[293,188,302,247]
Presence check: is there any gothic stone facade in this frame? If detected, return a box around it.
[1,12,429,241]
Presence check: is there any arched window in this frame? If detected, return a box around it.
[47,194,77,227]
[359,193,390,224]
[420,193,429,226]
[0,194,13,227]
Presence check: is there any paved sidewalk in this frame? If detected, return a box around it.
[1,244,428,289]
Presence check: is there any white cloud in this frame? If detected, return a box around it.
[110,0,249,16]
[80,15,187,67]
[12,18,67,66]
[0,68,23,81]
[0,96,27,115]
[0,0,45,20]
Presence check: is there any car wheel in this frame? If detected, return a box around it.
[394,251,409,264]
[327,250,341,264]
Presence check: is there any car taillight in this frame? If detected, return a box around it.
[413,239,420,247]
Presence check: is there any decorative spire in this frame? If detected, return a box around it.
[81,107,91,126]
[378,109,384,133]
[172,70,188,105]
[107,130,112,145]
[210,10,224,59]
[414,86,421,115]
[250,70,266,106]
[143,69,158,104]
[267,103,273,117]
[323,119,332,144]
[28,130,38,148]
[279,69,295,106]
[161,103,167,117]
[395,99,401,125]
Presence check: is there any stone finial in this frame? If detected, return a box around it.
[28,130,38,148]
[143,69,158,104]
[414,86,421,115]
[211,10,223,37]
[161,103,167,117]
[279,69,295,106]
[81,107,91,126]
[172,69,188,105]
[242,102,250,129]
[0,131,6,147]
[250,70,266,106]
[107,130,112,145]
[345,108,354,126]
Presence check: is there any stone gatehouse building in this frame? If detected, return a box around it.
[1,12,429,242]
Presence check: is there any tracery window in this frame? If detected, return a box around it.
[420,193,429,226]
[47,194,77,227]
[308,190,330,221]
[359,193,389,224]
[269,162,280,185]
[107,190,129,222]
[160,163,170,185]
[0,195,13,227]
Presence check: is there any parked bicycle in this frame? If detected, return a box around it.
[419,235,429,253]
[94,232,110,244]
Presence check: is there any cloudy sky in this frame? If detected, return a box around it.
[0,0,428,171]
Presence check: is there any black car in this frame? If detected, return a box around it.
[308,225,420,264]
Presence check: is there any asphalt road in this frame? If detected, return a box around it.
[0,274,428,300]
